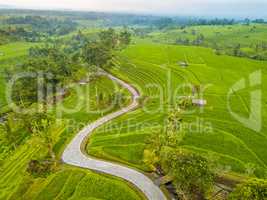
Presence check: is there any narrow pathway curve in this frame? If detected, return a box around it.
[62,72,167,200]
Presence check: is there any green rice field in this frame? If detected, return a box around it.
[87,42,267,177]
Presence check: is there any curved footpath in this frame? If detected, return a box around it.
[62,72,167,200]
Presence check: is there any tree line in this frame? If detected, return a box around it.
[0,16,78,44]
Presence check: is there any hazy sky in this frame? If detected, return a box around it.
[1,0,267,18]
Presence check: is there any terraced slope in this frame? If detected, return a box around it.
[0,139,44,200]
[0,74,143,200]
[87,42,267,176]
[9,169,143,200]
[63,72,166,200]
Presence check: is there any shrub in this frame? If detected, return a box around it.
[160,148,214,200]
[27,159,55,177]
[228,179,267,200]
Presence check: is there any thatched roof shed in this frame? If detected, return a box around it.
[192,99,207,106]
[178,61,189,67]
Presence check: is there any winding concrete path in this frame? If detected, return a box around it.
[62,72,167,200]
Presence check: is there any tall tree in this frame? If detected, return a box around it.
[82,42,112,67]
[160,148,214,200]
[24,112,56,159]
[99,28,118,49]
[119,29,132,47]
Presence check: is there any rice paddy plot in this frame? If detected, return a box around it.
[87,42,267,177]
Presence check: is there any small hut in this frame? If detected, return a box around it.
[178,61,188,68]
[192,99,207,106]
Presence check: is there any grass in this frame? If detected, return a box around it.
[0,73,7,110]
[50,75,131,156]
[10,168,144,200]
[0,42,38,110]
[86,41,267,177]
[148,23,267,59]
[0,137,46,200]
[0,42,36,61]
[2,24,267,199]
[51,76,130,123]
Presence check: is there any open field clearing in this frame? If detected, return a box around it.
[150,24,267,45]
[149,24,267,60]
[0,42,36,61]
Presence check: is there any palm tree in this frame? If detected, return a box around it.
[31,114,56,160]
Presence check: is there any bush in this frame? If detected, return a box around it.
[228,179,267,200]
[160,148,214,200]
[27,159,55,177]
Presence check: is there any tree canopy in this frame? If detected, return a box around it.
[160,148,214,200]
[228,179,267,200]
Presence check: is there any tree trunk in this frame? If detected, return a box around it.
[48,143,55,160]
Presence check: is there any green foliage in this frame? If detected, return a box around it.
[160,148,214,200]
[86,41,267,182]
[103,144,146,166]
[82,42,112,67]
[148,23,267,60]
[0,113,30,150]
[17,169,143,200]
[0,26,133,200]
[2,14,267,199]
[82,28,132,67]
[10,45,88,106]
[100,42,267,176]
[1,15,78,43]
[27,159,55,177]
[165,108,184,146]
[0,139,45,200]
[144,108,184,168]
[67,170,142,200]
[0,42,36,62]
[0,74,131,199]
[99,28,118,49]
[119,29,132,47]
[111,91,128,108]
[228,179,267,200]
[13,112,57,160]
[143,149,159,171]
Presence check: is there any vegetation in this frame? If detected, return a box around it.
[10,45,88,106]
[87,42,267,177]
[8,168,143,200]
[160,148,214,200]
[228,179,267,200]
[148,23,267,60]
[1,8,267,200]
[0,16,77,44]
[0,21,139,200]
